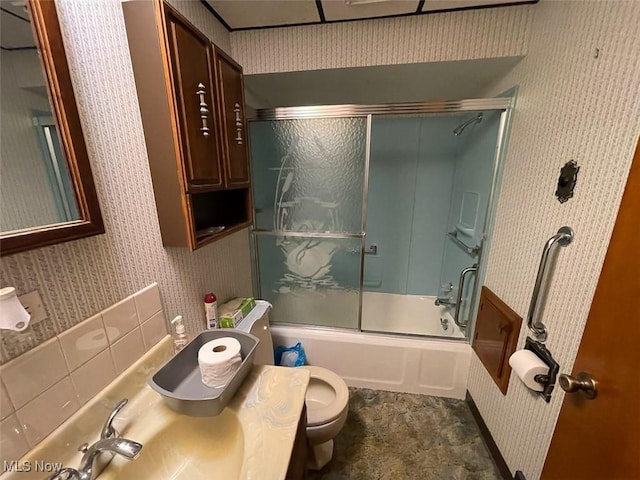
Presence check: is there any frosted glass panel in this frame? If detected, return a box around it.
[250,117,367,233]
[256,234,361,329]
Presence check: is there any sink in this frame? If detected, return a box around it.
[100,409,243,479]
[1,338,310,480]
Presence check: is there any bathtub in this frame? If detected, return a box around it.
[361,292,465,339]
[271,325,472,399]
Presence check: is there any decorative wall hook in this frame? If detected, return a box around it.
[556,160,579,203]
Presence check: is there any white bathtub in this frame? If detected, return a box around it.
[271,325,472,399]
[361,292,465,339]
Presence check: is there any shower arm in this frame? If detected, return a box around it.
[453,112,483,136]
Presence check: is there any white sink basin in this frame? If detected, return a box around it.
[101,405,243,479]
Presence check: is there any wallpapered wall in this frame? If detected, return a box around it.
[230,5,533,74]
[0,0,252,363]
[228,1,640,477]
[469,1,640,478]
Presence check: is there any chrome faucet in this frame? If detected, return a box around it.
[44,399,143,480]
[76,437,142,480]
[435,282,457,307]
[434,297,456,307]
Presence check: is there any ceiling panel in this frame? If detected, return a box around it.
[322,0,419,22]
[422,0,532,13]
[206,0,320,29]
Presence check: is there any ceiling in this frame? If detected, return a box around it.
[203,0,536,31]
[1,4,35,50]
[244,56,523,109]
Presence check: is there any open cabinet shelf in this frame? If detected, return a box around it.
[190,188,252,248]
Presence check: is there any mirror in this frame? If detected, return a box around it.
[0,0,103,256]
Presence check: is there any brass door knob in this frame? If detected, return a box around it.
[558,372,597,399]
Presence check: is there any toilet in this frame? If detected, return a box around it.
[235,300,349,470]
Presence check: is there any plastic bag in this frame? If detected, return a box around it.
[274,342,306,367]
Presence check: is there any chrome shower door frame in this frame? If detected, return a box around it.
[248,97,514,341]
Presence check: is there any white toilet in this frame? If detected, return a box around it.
[236,301,349,470]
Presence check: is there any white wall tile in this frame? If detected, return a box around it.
[0,414,30,464]
[0,379,14,420]
[1,338,67,409]
[58,314,108,371]
[16,377,80,447]
[140,311,168,351]
[0,285,169,455]
[133,283,162,323]
[102,297,138,344]
[110,327,145,374]
[69,350,117,405]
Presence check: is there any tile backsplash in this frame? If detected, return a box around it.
[0,284,167,463]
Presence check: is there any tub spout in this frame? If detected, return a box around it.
[434,297,456,307]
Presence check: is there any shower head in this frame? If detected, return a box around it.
[453,112,483,136]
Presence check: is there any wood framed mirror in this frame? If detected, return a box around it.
[0,0,104,256]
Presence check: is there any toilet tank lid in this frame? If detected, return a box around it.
[235,300,272,333]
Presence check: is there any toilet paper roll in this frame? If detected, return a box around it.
[508,349,549,392]
[198,337,242,388]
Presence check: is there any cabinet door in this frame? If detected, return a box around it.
[165,10,223,190]
[213,46,251,188]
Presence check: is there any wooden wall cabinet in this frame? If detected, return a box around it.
[214,47,251,188]
[123,0,252,250]
[472,286,522,395]
[164,9,223,191]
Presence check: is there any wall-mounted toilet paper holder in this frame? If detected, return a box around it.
[524,337,559,403]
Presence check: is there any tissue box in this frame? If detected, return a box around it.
[219,297,256,328]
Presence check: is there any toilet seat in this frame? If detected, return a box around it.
[299,366,349,427]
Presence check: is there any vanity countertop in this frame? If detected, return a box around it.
[2,337,310,480]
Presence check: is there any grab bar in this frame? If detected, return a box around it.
[447,231,482,256]
[454,264,478,328]
[526,226,574,342]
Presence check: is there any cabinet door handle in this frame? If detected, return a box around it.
[234,103,243,144]
[196,83,210,137]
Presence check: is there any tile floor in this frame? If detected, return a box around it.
[309,388,501,480]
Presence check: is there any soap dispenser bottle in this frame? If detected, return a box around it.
[171,315,190,352]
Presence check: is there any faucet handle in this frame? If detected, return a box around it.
[44,467,80,480]
[101,399,128,439]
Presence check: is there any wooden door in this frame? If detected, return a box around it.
[542,138,640,479]
[165,8,223,191]
[213,46,251,188]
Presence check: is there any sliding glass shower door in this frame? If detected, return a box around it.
[250,116,369,329]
